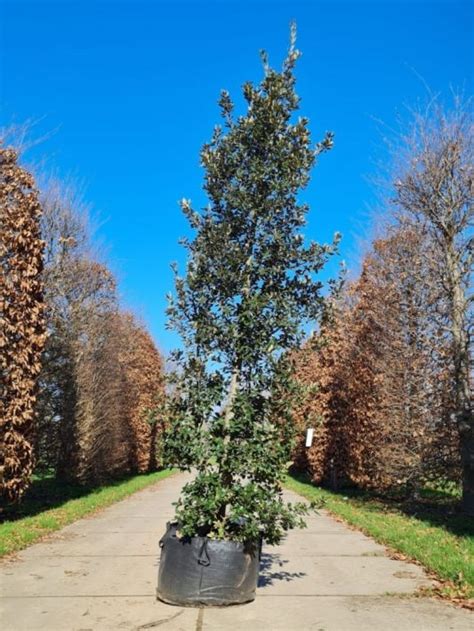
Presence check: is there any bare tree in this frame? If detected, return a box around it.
[72,303,129,483]
[37,182,167,484]
[37,181,119,481]
[392,97,473,512]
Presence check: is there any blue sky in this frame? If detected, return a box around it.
[1,0,472,353]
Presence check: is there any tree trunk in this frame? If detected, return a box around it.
[446,243,473,514]
[147,419,159,472]
[460,422,474,515]
[55,361,78,481]
[218,259,251,503]
[220,367,239,505]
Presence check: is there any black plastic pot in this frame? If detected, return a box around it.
[156,522,261,606]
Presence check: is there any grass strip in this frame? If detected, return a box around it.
[0,469,176,557]
[285,473,474,601]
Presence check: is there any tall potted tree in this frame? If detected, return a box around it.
[158,25,338,606]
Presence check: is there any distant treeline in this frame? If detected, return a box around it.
[1,141,165,505]
[292,97,473,511]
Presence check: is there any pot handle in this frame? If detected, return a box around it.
[159,522,176,548]
[197,540,210,566]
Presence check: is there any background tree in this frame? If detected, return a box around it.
[114,312,166,473]
[71,283,128,483]
[392,97,473,511]
[36,182,118,480]
[36,181,166,484]
[165,27,338,544]
[345,226,457,494]
[291,300,352,489]
[0,146,46,503]
[292,218,462,497]
[291,97,470,504]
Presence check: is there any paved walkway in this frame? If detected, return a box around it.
[1,472,471,630]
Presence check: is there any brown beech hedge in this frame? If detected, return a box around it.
[1,147,46,503]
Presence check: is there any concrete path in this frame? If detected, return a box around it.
[1,472,471,630]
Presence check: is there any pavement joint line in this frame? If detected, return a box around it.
[257,593,417,598]
[66,531,162,534]
[20,553,385,558]
[196,607,204,631]
[274,533,365,536]
[21,554,159,558]
[0,593,417,600]
[60,531,358,535]
[0,594,157,599]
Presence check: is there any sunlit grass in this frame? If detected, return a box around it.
[0,469,176,557]
[285,473,474,601]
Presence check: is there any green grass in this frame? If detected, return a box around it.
[285,473,474,601]
[0,469,176,557]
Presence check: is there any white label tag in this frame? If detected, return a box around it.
[305,428,314,447]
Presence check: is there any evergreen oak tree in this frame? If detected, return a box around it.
[165,26,339,545]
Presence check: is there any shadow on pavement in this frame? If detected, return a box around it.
[258,552,306,587]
